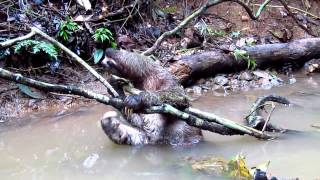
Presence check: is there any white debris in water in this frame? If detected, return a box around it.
[83,153,99,169]
[289,77,296,84]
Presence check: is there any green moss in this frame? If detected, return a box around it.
[163,6,177,14]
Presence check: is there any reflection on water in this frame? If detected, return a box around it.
[0,73,320,179]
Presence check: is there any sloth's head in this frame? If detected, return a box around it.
[101,48,152,80]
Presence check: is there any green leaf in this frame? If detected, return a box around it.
[17,83,45,99]
[93,27,114,44]
[93,49,104,64]
[111,42,117,49]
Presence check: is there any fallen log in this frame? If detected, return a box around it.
[169,38,320,84]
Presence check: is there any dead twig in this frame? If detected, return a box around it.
[262,102,276,133]
[252,3,320,20]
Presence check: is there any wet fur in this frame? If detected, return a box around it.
[101,49,202,145]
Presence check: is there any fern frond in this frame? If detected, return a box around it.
[14,40,58,60]
[33,42,58,60]
[14,40,39,53]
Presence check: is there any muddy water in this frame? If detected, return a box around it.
[1,73,320,180]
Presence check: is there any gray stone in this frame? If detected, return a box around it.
[214,75,229,86]
[239,71,253,81]
[192,86,202,95]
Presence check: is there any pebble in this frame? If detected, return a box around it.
[192,86,202,95]
[239,71,253,81]
[214,75,229,86]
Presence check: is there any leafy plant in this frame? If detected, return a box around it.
[93,49,104,64]
[233,49,257,70]
[92,28,117,63]
[189,154,270,179]
[194,19,226,38]
[93,27,114,44]
[163,6,177,14]
[14,40,58,60]
[58,17,80,41]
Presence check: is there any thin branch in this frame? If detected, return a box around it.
[0,27,119,97]
[277,0,316,37]
[0,30,36,48]
[142,0,224,56]
[252,3,320,19]
[142,0,316,55]
[185,107,271,139]
[262,102,275,133]
[30,27,119,97]
[0,67,123,108]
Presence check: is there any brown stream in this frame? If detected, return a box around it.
[0,73,320,179]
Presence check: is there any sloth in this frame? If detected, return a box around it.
[100,49,202,145]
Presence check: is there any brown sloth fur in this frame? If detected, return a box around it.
[100,49,202,145]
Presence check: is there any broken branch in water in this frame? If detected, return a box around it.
[246,95,290,132]
[0,67,275,139]
[262,102,276,133]
[0,27,119,97]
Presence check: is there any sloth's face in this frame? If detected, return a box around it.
[101,55,121,76]
[101,49,124,77]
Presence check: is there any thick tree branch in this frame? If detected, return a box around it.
[0,67,274,139]
[110,75,274,139]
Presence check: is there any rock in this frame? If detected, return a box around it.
[83,153,99,169]
[289,77,296,84]
[204,80,214,87]
[211,84,221,91]
[230,79,239,90]
[270,77,282,86]
[253,70,272,79]
[185,88,193,93]
[239,71,253,81]
[201,85,210,90]
[259,78,272,89]
[241,15,249,21]
[214,75,229,86]
[240,80,249,90]
[192,86,202,95]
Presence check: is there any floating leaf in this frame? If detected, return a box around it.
[227,154,252,179]
[93,49,104,64]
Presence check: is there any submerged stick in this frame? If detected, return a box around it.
[262,103,275,133]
